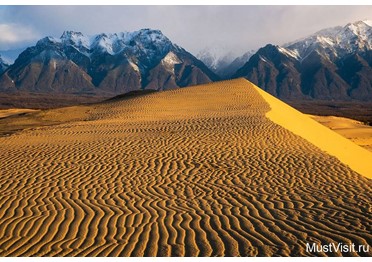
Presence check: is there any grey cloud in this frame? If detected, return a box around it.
[1,6,372,56]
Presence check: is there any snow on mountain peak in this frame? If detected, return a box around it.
[162,51,181,65]
[278,47,300,59]
[284,20,372,61]
[37,36,61,46]
[362,20,372,27]
[61,31,91,50]
[161,51,181,73]
[138,29,168,43]
[91,33,115,54]
[343,20,372,39]
[37,29,174,57]
[61,31,85,41]
[197,46,239,71]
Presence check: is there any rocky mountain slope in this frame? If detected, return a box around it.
[0,29,218,95]
[0,56,8,74]
[234,20,372,101]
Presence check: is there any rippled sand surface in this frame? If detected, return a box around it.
[0,79,371,256]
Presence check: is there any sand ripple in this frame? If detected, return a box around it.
[0,79,371,256]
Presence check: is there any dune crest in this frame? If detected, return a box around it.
[251,80,372,179]
[0,79,370,256]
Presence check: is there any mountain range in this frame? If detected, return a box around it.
[1,20,372,101]
[0,29,218,95]
[234,20,372,101]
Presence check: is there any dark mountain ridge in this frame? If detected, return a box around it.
[0,29,219,95]
[234,20,372,101]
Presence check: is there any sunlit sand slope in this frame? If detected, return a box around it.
[0,78,371,256]
[253,84,372,179]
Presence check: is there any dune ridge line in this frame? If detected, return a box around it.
[250,79,372,179]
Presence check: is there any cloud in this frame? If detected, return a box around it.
[0,23,40,50]
[1,6,372,56]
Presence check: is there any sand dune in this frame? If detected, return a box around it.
[310,115,372,153]
[0,109,39,119]
[254,86,372,179]
[0,78,371,256]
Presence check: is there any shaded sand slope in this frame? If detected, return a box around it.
[0,78,371,256]
[0,106,90,137]
[0,109,39,119]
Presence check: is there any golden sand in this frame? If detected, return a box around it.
[0,78,371,256]
[0,109,39,119]
[310,115,372,153]
[253,84,372,179]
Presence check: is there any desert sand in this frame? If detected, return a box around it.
[0,78,371,256]
[253,86,372,179]
[310,115,372,153]
[0,109,39,119]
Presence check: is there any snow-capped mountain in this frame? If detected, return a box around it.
[197,48,221,71]
[197,47,254,78]
[285,20,372,61]
[0,29,218,94]
[197,47,236,77]
[235,20,372,101]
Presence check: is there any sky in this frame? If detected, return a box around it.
[1,5,372,58]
